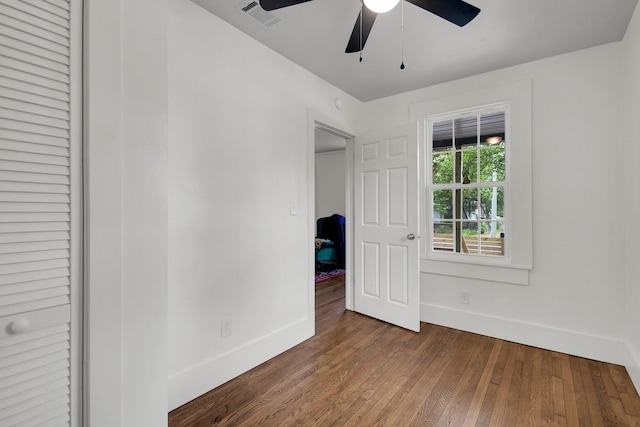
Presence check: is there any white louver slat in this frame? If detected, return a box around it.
[0,0,79,425]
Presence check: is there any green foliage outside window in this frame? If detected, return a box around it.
[432,142,505,223]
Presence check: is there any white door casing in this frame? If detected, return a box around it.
[353,124,420,332]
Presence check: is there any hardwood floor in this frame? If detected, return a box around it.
[169,277,640,426]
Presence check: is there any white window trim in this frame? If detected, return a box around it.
[410,80,532,285]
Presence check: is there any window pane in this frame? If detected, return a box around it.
[433,150,454,184]
[479,186,504,220]
[433,190,453,219]
[481,220,505,238]
[460,221,478,254]
[462,188,478,219]
[480,111,505,147]
[494,187,504,219]
[480,221,504,256]
[433,120,452,150]
[454,151,462,184]
[454,115,478,149]
[462,148,477,183]
[480,146,505,182]
[433,222,453,252]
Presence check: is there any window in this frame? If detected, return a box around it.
[429,105,508,258]
[410,80,532,285]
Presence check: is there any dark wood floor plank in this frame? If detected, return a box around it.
[233,322,387,424]
[314,337,412,426]
[342,325,450,426]
[571,356,596,427]
[579,358,607,426]
[589,361,628,426]
[462,341,502,427]
[538,349,555,425]
[487,342,519,426]
[610,364,640,421]
[169,277,640,426]
[381,328,468,426]
[432,333,494,426]
[560,353,581,426]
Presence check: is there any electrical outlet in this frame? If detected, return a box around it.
[221,319,232,337]
[461,291,470,304]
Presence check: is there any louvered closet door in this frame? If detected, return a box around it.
[0,0,81,425]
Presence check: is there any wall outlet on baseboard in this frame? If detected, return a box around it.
[461,291,470,304]
[221,318,232,337]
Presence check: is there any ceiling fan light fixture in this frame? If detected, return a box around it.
[485,136,503,145]
[363,0,400,14]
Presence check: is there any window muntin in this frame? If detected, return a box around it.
[429,107,507,257]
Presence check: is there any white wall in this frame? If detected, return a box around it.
[315,150,346,222]
[624,2,640,390]
[85,0,168,425]
[357,42,634,368]
[167,0,357,409]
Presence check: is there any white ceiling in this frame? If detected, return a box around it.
[192,0,638,102]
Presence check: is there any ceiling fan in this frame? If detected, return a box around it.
[259,0,481,54]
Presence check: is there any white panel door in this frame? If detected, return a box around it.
[354,124,420,332]
[0,0,81,425]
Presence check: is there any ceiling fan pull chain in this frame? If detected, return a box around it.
[400,0,405,69]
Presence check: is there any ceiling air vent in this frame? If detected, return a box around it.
[235,1,281,28]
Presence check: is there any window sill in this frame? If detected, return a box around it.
[420,257,531,285]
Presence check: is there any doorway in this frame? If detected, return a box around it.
[313,123,353,310]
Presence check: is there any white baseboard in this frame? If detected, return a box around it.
[626,342,640,394]
[421,303,636,374]
[168,317,314,411]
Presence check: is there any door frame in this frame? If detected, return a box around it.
[308,112,356,311]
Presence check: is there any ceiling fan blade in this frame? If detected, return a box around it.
[345,7,378,53]
[259,0,313,11]
[406,0,480,27]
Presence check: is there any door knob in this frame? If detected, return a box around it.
[407,233,416,240]
[9,318,30,334]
